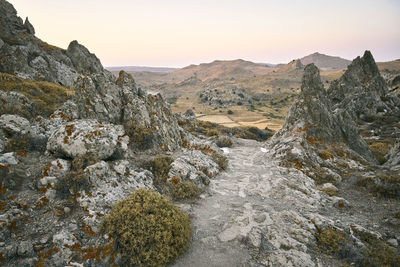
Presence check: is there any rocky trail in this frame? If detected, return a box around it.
[173,139,322,267]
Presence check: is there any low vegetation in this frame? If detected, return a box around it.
[357,174,400,198]
[216,136,233,148]
[0,73,74,118]
[211,153,228,170]
[179,119,274,142]
[170,181,199,200]
[368,142,390,165]
[315,226,348,255]
[123,120,154,150]
[147,155,174,190]
[102,189,191,267]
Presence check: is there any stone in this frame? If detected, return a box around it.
[0,114,31,136]
[387,239,398,247]
[17,241,33,256]
[168,150,220,187]
[24,17,35,34]
[66,40,104,75]
[46,119,127,160]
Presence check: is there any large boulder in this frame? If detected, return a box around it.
[46,119,128,159]
[0,114,31,136]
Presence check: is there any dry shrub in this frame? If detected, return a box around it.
[102,189,191,267]
[0,73,74,118]
[368,142,390,165]
[315,227,348,254]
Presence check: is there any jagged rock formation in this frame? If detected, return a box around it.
[269,63,375,185]
[0,0,104,87]
[328,51,398,117]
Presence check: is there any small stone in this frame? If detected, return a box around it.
[253,214,266,223]
[17,241,33,256]
[387,239,398,247]
[64,207,71,214]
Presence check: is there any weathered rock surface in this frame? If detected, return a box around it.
[46,119,127,159]
[269,63,375,185]
[328,51,398,117]
[74,71,182,150]
[0,114,31,136]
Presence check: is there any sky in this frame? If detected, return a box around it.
[8,0,400,67]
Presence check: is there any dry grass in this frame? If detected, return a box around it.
[368,142,390,165]
[0,73,74,118]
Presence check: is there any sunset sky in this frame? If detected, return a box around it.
[8,0,400,67]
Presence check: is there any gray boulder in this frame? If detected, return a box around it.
[0,114,31,135]
[46,119,128,159]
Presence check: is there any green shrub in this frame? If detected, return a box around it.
[148,155,174,190]
[124,121,153,150]
[170,182,199,200]
[102,189,191,267]
[227,110,233,115]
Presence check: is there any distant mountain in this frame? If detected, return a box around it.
[171,59,274,82]
[300,52,351,69]
[106,66,179,73]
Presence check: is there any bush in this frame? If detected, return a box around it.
[357,174,400,198]
[216,136,233,148]
[227,110,233,115]
[211,153,228,170]
[315,226,348,255]
[124,121,153,150]
[170,182,199,200]
[102,189,191,267]
[148,155,174,190]
[4,134,30,152]
[319,149,334,160]
[368,142,390,165]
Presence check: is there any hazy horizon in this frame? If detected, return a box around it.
[9,0,400,68]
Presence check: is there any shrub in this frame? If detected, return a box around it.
[124,121,153,150]
[4,134,30,152]
[319,149,334,160]
[315,227,348,255]
[102,189,191,267]
[227,110,233,115]
[211,153,228,170]
[320,187,337,196]
[170,182,199,200]
[357,174,400,198]
[148,155,174,190]
[216,136,233,148]
[368,142,390,165]
[357,231,400,266]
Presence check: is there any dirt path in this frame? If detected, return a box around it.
[172,139,269,266]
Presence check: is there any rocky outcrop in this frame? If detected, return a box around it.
[269,63,375,184]
[74,71,182,150]
[46,119,128,160]
[327,51,396,117]
[0,0,106,87]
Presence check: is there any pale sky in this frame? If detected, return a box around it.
[8,0,400,67]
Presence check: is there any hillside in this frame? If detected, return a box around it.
[300,52,351,69]
[106,66,178,73]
